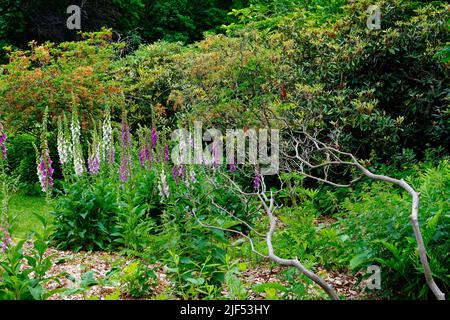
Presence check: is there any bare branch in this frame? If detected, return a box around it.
[282,128,446,300]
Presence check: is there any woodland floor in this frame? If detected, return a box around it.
[22,242,374,300]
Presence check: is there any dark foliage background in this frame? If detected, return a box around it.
[0,0,247,57]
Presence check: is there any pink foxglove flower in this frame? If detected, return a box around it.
[38,154,54,192]
[172,165,179,184]
[151,127,158,148]
[37,108,54,193]
[164,144,169,164]
[0,226,12,252]
[139,149,146,168]
[253,172,261,190]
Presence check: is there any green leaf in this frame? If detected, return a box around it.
[186,277,205,285]
[349,253,370,270]
[253,283,286,293]
[25,256,37,268]
[80,271,97,288]
[28,285,43,300]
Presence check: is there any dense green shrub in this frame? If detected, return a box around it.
[226,0,347,32]
[51,176,121,251]
[117,0,449,165]
[112,169,161,253]
[337,161,450,299]
[0,29,123,133]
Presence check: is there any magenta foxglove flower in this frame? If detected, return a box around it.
[172,165,179,184]
[253,172,261,190]
[38,155,54,192]
[119,156,130,182]
[139,149,146,168]
[164,144,169,164]
[151,128,158,148]
[0,226,11,252]
[138,131,153,169]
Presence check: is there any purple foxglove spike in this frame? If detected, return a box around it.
[119,157,129,182]
[172,165,179,184]
[0,130,6,160]
[121,120,131,146]
[180,165,185,179]
[164,144,169,164]
[139,149,146,168]
[144,146,151,161]
[151,128,158,148]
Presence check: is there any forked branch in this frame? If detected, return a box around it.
[282,129,445,300]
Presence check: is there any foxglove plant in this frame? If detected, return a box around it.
[118,111,132,182]
[151,127,158,148]
[88,151,100,175]
[37,108,54,193]
[179,165,185,179]
[253,172,261,190]
[164,144,169,164]
[0,121,18,228]
[138,127,152,169]
[102,106,115,165]
[158,167,170,201]
[172,165,179,185]
[71,106,85,176]
[189,167,197,183]
[57,114,72,166]
[145,144,152,166]
[212,141,221,169]
[88,122,101,175]
[138,148,145,168]
[0,225,11,252]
